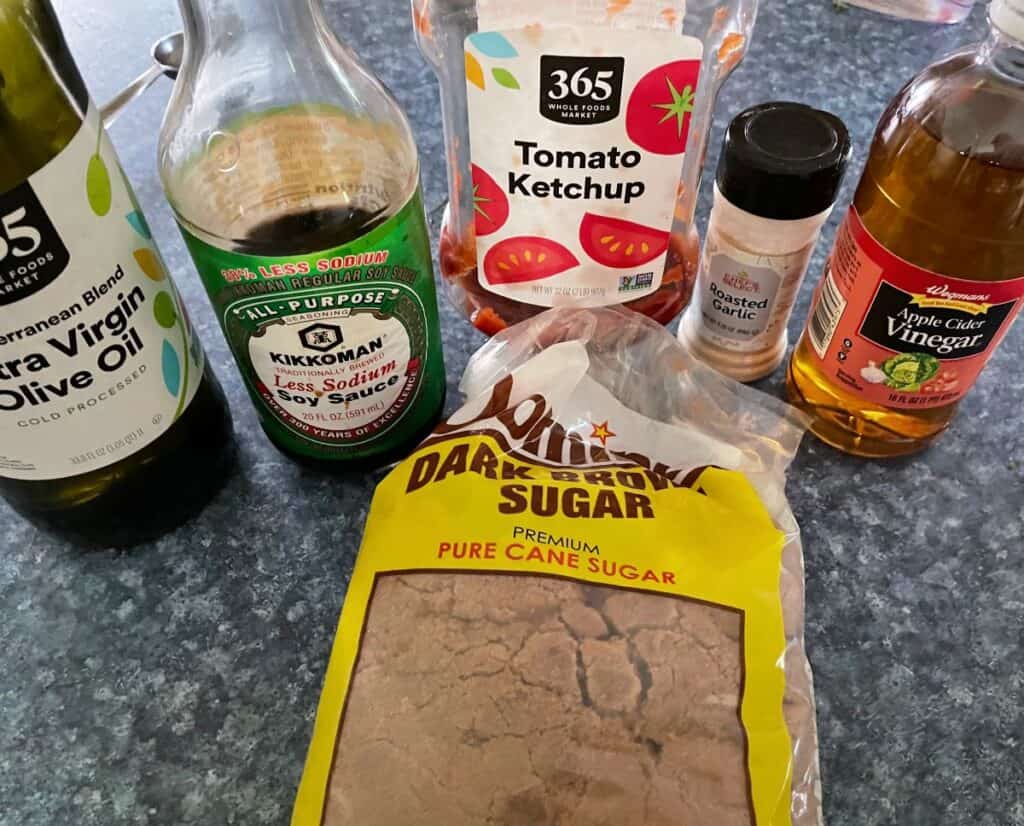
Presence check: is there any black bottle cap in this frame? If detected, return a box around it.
[716,101,852,221]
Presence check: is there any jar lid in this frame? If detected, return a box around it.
[717,101,852,221]
[992,0,1024,43]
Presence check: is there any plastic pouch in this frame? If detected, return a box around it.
[293,307,822,826]
[412,0,757,335]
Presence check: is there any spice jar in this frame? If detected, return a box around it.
[679,102,851,381]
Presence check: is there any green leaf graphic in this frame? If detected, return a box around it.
[473,184,492,221]
[86,154,112,216]
[652,80,695,138]
[153,291,178,329]
[492,68,520,90]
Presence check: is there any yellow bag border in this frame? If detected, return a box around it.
[292,438,796,826]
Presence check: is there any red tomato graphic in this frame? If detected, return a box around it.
[579,213,670,268]
[626,60,702,156]
[483,236,580,285]
[472,164,510,237]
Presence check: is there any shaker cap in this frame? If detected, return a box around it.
[717,101,852,221]
[992,0,1024,42]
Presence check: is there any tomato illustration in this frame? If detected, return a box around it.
[626,59,702,156]
[439,220,698,336]
[922,369,960,395]
[472,164,509,237]
[579,213,670,269]
[483,236,580,285]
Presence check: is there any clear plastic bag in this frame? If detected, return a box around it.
[294,307,822,826]
[462,306,822,824]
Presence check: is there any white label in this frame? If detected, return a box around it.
[0,107,203,481]
[695,232,814,352]
[807,268,847,360]
[465,25,701,308]
[248,310,411,434]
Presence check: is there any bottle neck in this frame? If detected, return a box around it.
[986,7,1024,83]
[0,0,88,188]
[179,0,325,55]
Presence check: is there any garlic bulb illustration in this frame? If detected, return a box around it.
[861,361,886,384]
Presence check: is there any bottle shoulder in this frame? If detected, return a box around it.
[159,58,422,247]
[874,47,1024,165]
[855,42,1024,278]
[0,2,89,189]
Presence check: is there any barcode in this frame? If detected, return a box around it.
[808,270,847,358]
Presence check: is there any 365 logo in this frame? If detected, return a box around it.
[540,56,625,126]
[0,181,70,305]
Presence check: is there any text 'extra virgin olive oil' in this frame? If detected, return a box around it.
[160,0,446,471]
[788,1,1024,457]
[0,0,234,545]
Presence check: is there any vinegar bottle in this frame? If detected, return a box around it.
[160,0,446,470]
[788,0,1024,457]
[0,0,234,545]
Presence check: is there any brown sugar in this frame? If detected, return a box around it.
[322,573,753,825]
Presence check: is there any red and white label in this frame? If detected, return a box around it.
[464,23,700,308]
[806,207,1024,409]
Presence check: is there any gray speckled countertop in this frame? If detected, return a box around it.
[2,1,1022,824]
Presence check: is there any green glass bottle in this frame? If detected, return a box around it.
[160,0,446,471]
[0,0,235,545]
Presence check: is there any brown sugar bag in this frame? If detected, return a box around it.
[292,308,821,826]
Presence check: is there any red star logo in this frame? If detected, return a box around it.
[590,421,616,447]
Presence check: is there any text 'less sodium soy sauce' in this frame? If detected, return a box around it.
[160,0,445,471]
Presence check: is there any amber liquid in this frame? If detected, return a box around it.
[788,49,1024,457]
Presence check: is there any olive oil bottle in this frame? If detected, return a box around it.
[160,0,446,471]
[0,0,234,544]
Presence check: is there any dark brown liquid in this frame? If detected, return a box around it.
[237,205,388,256]
[230,205,446,473]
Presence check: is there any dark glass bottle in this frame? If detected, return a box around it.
[0,0,235,545]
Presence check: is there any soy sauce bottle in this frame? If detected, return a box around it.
[160,0,446,470]
[0,0,234,545]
